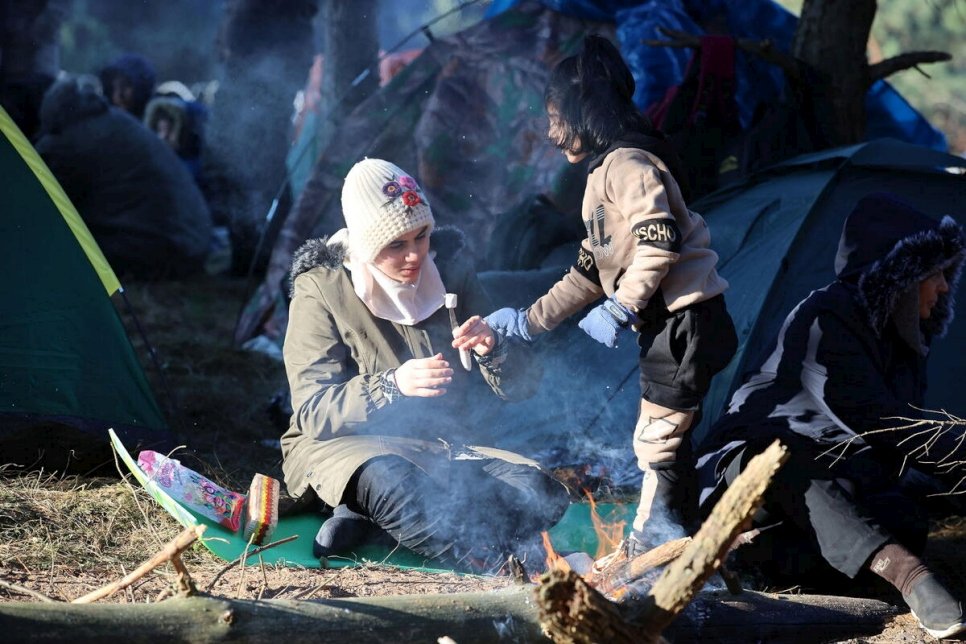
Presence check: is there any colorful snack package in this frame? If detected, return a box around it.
[137,450,245,532]
[244,473,280,545]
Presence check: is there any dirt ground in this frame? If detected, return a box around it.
[2,274,965,643]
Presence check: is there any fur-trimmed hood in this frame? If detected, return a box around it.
[835,193,965,338]
[39,77,110,136]
[289,226,466,297]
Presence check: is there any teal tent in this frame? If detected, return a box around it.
[474,139,966,484]
[0,106,169,471]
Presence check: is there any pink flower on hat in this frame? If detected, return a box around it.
[399,175,417,190]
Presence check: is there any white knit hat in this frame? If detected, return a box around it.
[341,158,434,262]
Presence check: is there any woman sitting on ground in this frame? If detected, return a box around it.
[280,158,570,572]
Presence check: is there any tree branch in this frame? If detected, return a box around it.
[203,534,299,592]
[643,27,803,84]
[868,51,951,85]
[71,525,205,604]
[0,578,59,603]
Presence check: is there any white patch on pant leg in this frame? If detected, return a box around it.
[631,404,695,534]
[633,468,659,532]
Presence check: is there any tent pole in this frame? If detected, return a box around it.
[117,286,182,431]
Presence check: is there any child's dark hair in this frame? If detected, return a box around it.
[545,35,656,156]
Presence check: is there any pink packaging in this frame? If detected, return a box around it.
[137,450,245,531]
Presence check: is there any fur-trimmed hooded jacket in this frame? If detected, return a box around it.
[697,193,965,499]
[280,227,541,506]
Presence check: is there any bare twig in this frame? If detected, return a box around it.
[170,554,197,597]
[820,409,966,477]
[643,26,803,82]
[868,51,951,85]
[71,525,205,604]
[203,535,298,592]
[0,578,59,603]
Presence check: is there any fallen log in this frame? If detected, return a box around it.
[0,589,545,644]
[670,588,901,643]
[0,586,901,643]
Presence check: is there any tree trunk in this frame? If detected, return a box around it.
[320,0,379,124]
[0,0,69,139]
[0,587,900,644]
[205,0,318,273]
[792,0,876,145]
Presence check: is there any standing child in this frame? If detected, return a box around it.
[487,35,738,553]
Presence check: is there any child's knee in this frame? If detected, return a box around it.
[633,405,693,469]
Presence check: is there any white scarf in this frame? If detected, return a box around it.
[332,228,446,325]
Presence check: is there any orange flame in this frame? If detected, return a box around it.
[541,530,571,572]
[586,489,626,559]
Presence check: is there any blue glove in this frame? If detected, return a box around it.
[578,296,635,348]
[485,307,534,344]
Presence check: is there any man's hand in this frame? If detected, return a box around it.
[452,315,496,356]
[484,307,534,344]
[394,354,453,397]
[578,296,635,348]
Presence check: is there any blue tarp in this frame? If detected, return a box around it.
[487,0,947,150]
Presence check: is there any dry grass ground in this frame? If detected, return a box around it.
[1,273,965,643]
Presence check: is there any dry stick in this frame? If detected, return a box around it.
[591,537,692,598]
[170,554,197,597]
[203,535,298,593]
[638,440,789,635]
[71,525,206,604]
[535,441,788,643]
[0,578,59,603]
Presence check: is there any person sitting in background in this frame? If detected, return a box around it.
[98,53,156,121]
[695,193,966,640]
[35,76,212,280]
[144,81,209,185]
[280,158,570,573]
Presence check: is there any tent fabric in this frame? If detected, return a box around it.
[0,105,169,471]
[488,0,947,150]
[692,138,966,443]
[0,108,120,295]
[234,3,605,347]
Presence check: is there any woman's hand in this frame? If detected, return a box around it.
[452,315,496,356]
[394,353,453,397]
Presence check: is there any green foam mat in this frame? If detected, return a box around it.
[111,429,634,571]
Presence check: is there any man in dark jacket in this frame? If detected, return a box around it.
[695,193,966,640]
[35,76,212,280]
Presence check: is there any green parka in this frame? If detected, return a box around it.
[280,227,541,506]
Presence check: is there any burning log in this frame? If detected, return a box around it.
[590,537,692,599]
[535,440,789,642]
[536,568,669,644]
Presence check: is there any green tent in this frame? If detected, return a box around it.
[0,106,169,471]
